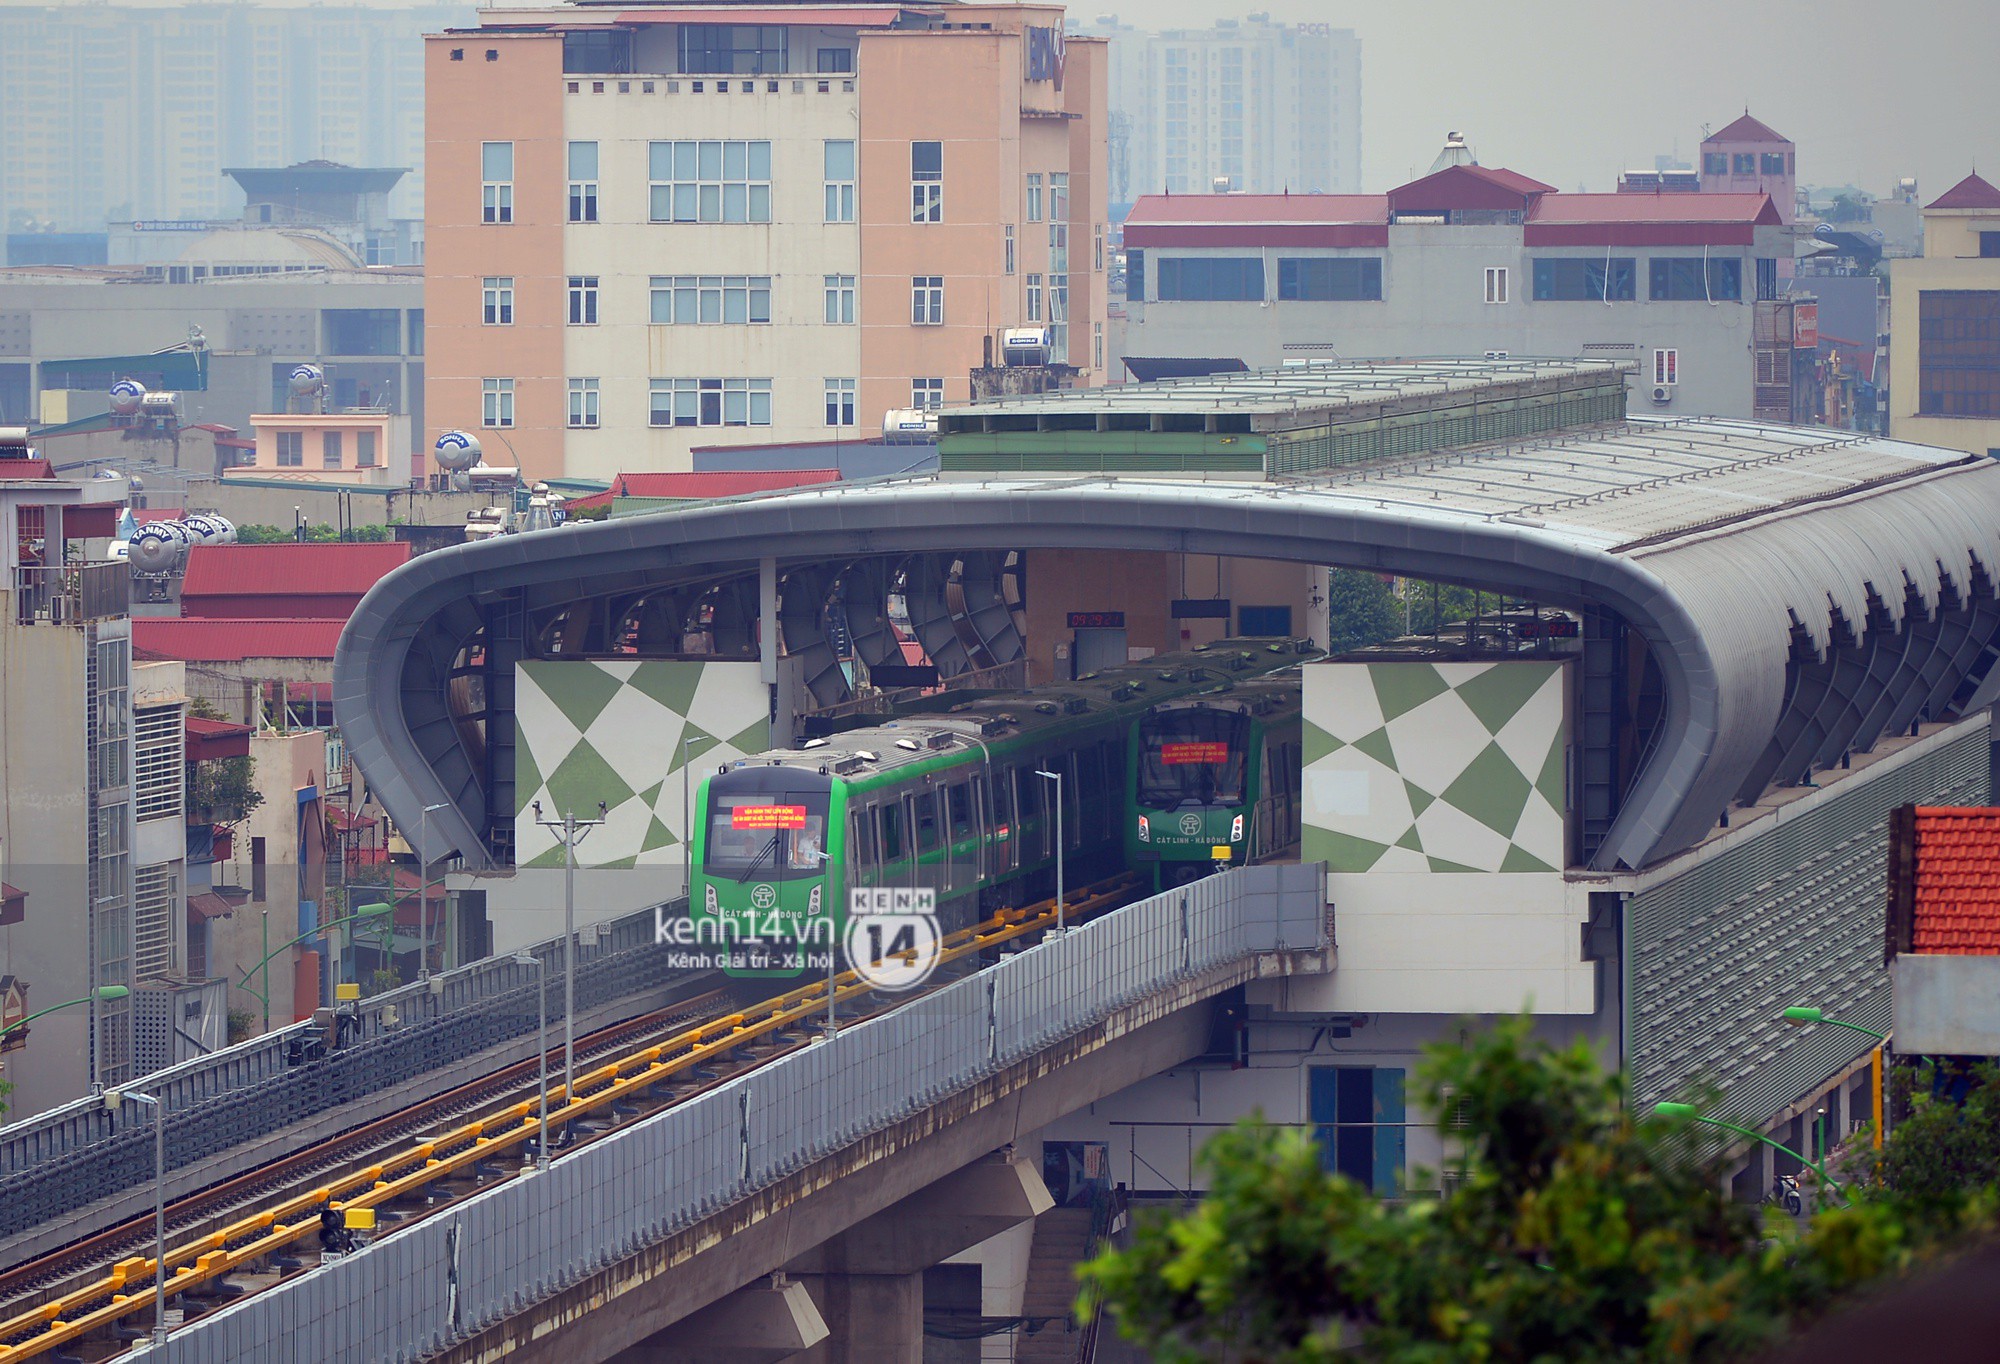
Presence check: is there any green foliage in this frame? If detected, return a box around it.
[234,523,393,544]
[226,1008,254,1045]
[1404,580,1484,636]
[1879,1063,2000,1202]
[1324,571,1402,654]
[0,1072,11,1118]
[1081,1016,1993,1364]
[190,754,263,826]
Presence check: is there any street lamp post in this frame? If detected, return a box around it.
[105,1088,169,1344]
[1783,1006,1891,1150]
[794,847,835,1038]
[533,800,607,1121]
[417,802,449,981]
[1654,1101,1848,1206]
[511,952,549,1170]
[1035,768,1065,935]
[0,984,131,1045]
[236,902,395,1028]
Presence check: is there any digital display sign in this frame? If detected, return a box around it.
[1068,611,1126,629]
[1161,742,1231,765]
[730,805,808,830]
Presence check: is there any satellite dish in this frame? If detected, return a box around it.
[108,378,146,415]
[433,429,483,472]
[288,363,326,396]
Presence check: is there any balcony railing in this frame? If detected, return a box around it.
[14,561,129,625]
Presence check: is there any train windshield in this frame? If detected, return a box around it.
[705,785,832,882]
[1136,709,1250,808]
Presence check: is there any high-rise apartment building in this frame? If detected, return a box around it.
[425,1,1109,483]
[0,3,470,233]
[1075,14,1361,204]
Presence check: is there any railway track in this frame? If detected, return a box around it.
[0,873,1141,1362]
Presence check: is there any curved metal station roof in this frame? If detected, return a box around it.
[337,403,2000,877]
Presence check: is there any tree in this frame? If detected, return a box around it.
[1081,1016,1988,1364]
[1324,570,1401,653]
[185,697,264,826]
[233,523,392,544]
[1878,1062,2000,1202]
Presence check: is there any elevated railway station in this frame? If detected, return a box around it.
[8,358,2000,1361]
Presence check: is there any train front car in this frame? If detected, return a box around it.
[690,762,841,979]
[1127,699,1256,887]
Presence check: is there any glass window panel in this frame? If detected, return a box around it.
[482,141,512,180]
[649,142,674,179]
[749,184,770,222]
[698,141,723,179]
[723,183,747,222]
[724,141,748,180]
[825,140,855,179]
[748,141,771,180]
[673,184,698,222]
[570,141,599,179]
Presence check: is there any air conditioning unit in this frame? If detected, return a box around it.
[1650,385,1674,405]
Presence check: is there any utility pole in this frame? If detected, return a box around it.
[533,800,606,1117]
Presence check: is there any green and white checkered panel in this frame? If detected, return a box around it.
[1302,661,1568,873]
[513,660,770,871]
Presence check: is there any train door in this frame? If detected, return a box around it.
[1014,764,1047,865]
[969,773,992,883]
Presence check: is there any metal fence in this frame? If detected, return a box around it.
[13,561,129,625]
[146,863,1327,1363]
[0,898,679,1240]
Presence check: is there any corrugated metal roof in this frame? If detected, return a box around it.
[134,617,346,661]
[182,542,411,601]
[1911,807,2000,953]
[1527,193,1780,225]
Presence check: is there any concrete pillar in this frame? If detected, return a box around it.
[788,1271,924,1364]
[615,1277,828,1364]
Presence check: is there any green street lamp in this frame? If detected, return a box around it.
[0,984,130,1041]
[1784,1006,1890,1150]
[1654,1101,1847,1206]
[237,902,394,1034]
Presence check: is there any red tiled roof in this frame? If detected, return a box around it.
[1387,163,1556,214]
[1927,173,2000,212]
[188,890,242,922]
[608,470,840,500]
[1911,807,2000,954]
[186,713,254,761]
[1523,192,1781,246]
[0,458,55,480]
[181,542,411,601]
[133,617,345,662]
[1705,112,1789,145]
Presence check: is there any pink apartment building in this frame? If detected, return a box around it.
[1699,112,1796,222]
[424,0,1108,483]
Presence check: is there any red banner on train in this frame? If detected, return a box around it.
[730,804,808,830]
[1160,742,1231,765]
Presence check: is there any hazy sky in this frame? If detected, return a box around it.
[1102,0,1999,199]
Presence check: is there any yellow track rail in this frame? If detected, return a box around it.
[0,874,1139,1361]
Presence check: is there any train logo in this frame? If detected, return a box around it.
[1178,813,1203,837]
[845,888,942,992]
[748,883,779,911]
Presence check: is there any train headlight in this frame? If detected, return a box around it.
[1137,816,1150,842]
[1230,815,1244,842]
[705,883,718,913]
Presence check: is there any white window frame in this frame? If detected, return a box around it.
[1484,266,1509,305]
[1026,273,1043,323]
[568,377,601,429]
[482,275,514,325]
[1094,224,1105,272]
[911,140,943,223]
[321,430,343,469]
[824,139,856,223]
[482,377,516,428]
[649,140,772,223]
[649,377,773,428]
[1654,348,1679,386]
[567,275,599,326]
[276,430,303,467]
[911,275,944,326]
[1049,172,1069,223]
[568,141,599,223]
[355,430,377,467]
[1005,224,1016,276]
[649,275,773,325]
[1025,172,1043,223]
[824,377,856,427]
[824,274,856,325]
[482,141,514,224]
[912,378,945,410]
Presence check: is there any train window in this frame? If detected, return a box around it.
[879,803,904,861]
[1137,708,1251,808]
[850,811,875,867]
[1013,765,1039,820]
[947,782,972,837]
[915,791,941,852]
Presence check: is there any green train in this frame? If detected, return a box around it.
[688,638,1316,978]
[1125,675,1308,891]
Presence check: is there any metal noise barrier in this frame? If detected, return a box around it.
[143,865,1327,1362]
[0,898,680,1237]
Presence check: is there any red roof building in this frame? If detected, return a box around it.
[133,617,346,662]
[1926,173,2000,213]
[180,542,411,620]
[1893,807,2000,955]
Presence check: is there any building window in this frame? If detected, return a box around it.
[276,431,303,467]
[817,46,853,74]
[1702,152,1728,176]
[1308,1066,1405,1194]
[911,141,943,223]
[649,275,773,324]
[824,140,856,223]
[912,378,945,410]
[1049,220,1070,274]
[1026,273,1044,322]
[1483,267,1509,304]
[650,140,772,223]
[563,29,631,74]
[1732,153,1756,175]
[1980,232,2000,259]
[649,377,773,427]
[1760,152,1787,175]
[322,431,343,469]
[824,378,856,426]
[482,276,514,325]
[1530,257,1635,302]
[1155,257,1263,302]
[1093,321,1104,370]
[133,705,182,824]
[1653,348,1678,387]
[679,23,787,74]
[1756,256,1779,301]
[1094,223,1105,272]
[1278,257,1383,301]
[911,275,944,325]
[1125,248,1145,301]
[1005,225,1016,276]
[1050,273,1069,329]
[482,141,514,224]
[1649,257,1742,301]
[824,274,856,325]
[483,377,516,428]
[568,142,599,223]
[1026,172,1043,223]
[356,431,377,467]
[1917,290,2000,417]
[568,275,599,325]
[568,377,601,428]
[323,308,400,355]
